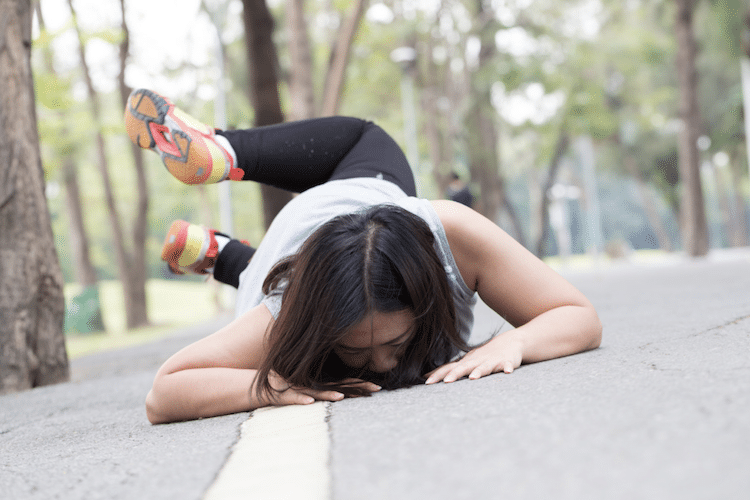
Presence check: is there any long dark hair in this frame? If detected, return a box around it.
[254,204,470,399]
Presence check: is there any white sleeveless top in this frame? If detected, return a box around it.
[235,177,477,341]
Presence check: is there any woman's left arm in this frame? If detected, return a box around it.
[426,200,602,384]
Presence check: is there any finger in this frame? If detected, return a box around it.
[275,390,315,406]
[354,383,382,393]
[338,379,382,392]
[424,362,459,379]
[339,378,371,384]
[503,361,515,374]
[443,363,476,383]
[468,361,496,380]
[425,363,457,384]
[299,389,345,402]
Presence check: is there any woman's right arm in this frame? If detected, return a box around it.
[145,304,343,424]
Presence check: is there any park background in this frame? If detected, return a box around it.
[1,0,748,389]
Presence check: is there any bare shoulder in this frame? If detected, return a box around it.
[430,198,533,265]
[430,200,594,327]
[429,199,464,224]
[429,199,497,292]
[430,199,483,229]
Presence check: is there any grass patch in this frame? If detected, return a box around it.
[65,279,227,359]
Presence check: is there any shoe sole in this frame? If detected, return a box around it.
[126,89,231,185]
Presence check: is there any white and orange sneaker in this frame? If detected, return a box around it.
[125,88,243,185]
[161,220,224,275]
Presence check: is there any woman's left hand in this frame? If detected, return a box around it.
[424,332,523,384]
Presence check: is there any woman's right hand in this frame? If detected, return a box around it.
[260,373,381,406]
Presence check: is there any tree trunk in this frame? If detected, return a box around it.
[741,10,750,186]
[422,90,450,193]
[712,163,733,247]
[0,0,69,393]
[727,149,750,246]
[286,0,315,120]
[117,0,149,327]
[319,0,368,117]
[35,2,99,288]
[535,127,569,257]
[466,103,499,218]
[420,36,451,194]
[62,158,98,286]
[242,0,294,228]
[674,0,709,256]
[737,10,750,246]
[465,83,526,246]
[463,0,524,244]
[444,52,465,194]
[67,0,148,329]
[623,154,673,251]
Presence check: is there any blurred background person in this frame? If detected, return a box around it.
[446,172,473,208]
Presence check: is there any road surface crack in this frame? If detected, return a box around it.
[701,314,750,335]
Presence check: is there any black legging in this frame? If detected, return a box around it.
[218,117,416,195]
[212,117,416,288]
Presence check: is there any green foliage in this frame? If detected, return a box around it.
[706,0,745,58]
[84,28,124,46]
[32,0,750,277]
[35,73,74,111]
[64,279,221,357]
[696,0,745,153]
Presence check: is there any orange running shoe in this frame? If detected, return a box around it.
[125,88,243,185]
[161,220,223,275]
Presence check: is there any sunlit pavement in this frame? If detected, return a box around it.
[1,249,749,499]
[330,248,750,499]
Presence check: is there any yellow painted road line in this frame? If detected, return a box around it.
[204,402,331,500]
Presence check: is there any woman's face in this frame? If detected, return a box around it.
[334,309,415,373]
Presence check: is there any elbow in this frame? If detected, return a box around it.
[586,307,603,350]
[145,376,178,425]
[145,388,170,425]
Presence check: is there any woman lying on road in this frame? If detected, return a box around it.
[124,88,602,424]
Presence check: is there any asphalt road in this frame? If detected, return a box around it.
[330,250,750,500]
[1,250,749,500]
[1,316,241,500]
